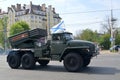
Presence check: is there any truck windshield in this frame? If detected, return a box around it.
[64,33,74,40]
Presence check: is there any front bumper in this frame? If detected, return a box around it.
[92,47,100,57]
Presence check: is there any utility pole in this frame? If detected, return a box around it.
[110,0,116,47]
[110,9,117,47]
[110,9,114,47]
[47,6,51,40]
[46,8,50,39]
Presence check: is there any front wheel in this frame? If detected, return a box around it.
[64,53,83,72]
[21,53,35,69]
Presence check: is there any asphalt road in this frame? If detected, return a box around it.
[0,53,120,80]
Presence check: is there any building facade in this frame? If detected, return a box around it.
[0,1,61,34]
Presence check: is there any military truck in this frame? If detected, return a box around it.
[7,28,99,72]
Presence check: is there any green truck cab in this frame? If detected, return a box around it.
[7,28,99,72]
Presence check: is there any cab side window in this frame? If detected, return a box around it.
[52,35,61,41]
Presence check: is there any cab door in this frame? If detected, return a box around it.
[51,34,66,55]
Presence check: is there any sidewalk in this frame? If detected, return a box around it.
[100,50,119,54]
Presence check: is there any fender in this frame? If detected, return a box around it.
[59,46,90,61]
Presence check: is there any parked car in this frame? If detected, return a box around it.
[110,45,120,52]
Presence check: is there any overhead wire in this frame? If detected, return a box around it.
[60,8,120,15]
[1,19,120,32]
[0,8,120,32]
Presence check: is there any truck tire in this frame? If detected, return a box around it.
[7,52,21,69]
[21,53,35,69]
[38,60,50,66]
[64,53,83,72]
[83,59,91,67]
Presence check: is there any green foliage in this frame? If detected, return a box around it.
[80,29,93,41]
[10,21,30,36]
[18,21,30,30]
[115,33,120,45]
[0,17,8,48]
[75,29,99,42]
[75,29,112,50]
[99,34,111,49]
[0,19,4,47]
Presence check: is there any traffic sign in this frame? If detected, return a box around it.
[110,37,115,42]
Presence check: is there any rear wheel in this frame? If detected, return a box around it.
[7,52,21,69]
[38,60,50,66]
[21,53,35,69]
[64,53,83,72]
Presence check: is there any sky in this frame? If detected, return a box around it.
[0,0,120,35]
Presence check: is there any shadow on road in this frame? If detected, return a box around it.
[82,66,120,75]
[20,65,120,75]
[34,65,66,72]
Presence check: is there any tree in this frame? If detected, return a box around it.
[75,29,99,42]
[0,17,8,48]
[75,28,112,49]
[100,17,117,34]
[10,21,30,36]
[99,16,118,49]
[114,28,120,45]
[18,21,30,30]
[99,34,111,49]
[0,19,4,47]
[101,17,111,34]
